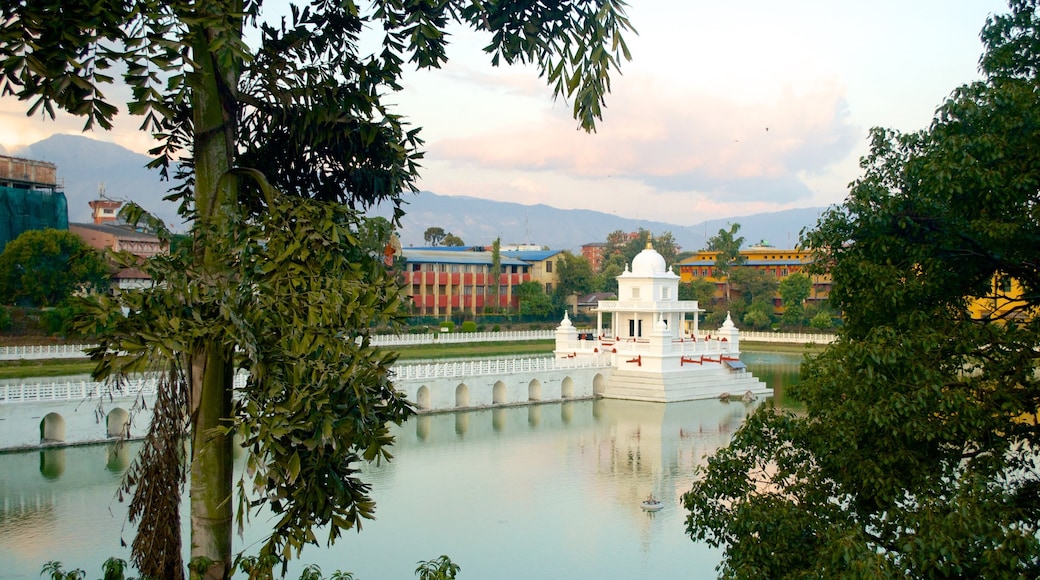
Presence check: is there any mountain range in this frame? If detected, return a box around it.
[13,134,831,252]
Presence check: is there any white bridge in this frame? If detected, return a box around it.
[0,353,614,452]
[0,326,831,451]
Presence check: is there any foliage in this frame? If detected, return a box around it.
[0,229,108,307]
[41,561,85,580]
[729,267,777,308]
[741,299,773,330]
[489,237,502,304]
[423,227,446,246]
[679,278,720,325]
[514,280,555,318]
[460,320,477,333]
[705,223,744,268]
[595,252,627,293]
[685,2,1040,576]
[415,556,461,580]
[439,320,456,333]
[2,0,633,576]
[809,308,833,330]
[441,233,465,247]
[778,272,812,327]
[0,305,10,332]
[705,223,745,305]
[71,193,412,576]
[554,250,595,299]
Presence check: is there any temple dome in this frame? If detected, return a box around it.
[631,243,667,275]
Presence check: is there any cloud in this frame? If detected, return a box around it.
[427,75,861,206]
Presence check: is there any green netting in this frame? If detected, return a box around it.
[0,186,69,253]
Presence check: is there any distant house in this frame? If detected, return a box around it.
[501,249,563,295]
[68,192,168,291]
[580,242,606,273]
[573,292,617,316]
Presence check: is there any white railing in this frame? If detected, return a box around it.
[370,330,568,346]
[380,354,613,381]
[0,343,93,360]
[740,331,835,344]
[0,377,158,403]
[0,330,833,362]
[1,356,610,403]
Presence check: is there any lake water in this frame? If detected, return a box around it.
[0,352,803,579]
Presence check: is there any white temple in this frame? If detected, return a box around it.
[554,238,770,402]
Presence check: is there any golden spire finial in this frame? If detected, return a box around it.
[646,232,654,250]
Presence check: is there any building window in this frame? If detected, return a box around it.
[662,288,670,300]
[632,287,640,299]
[782,268,788,276]
[545,283,553,293]
[546,260,553,273]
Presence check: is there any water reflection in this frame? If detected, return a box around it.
[0,352,803,579]
[39,448,65,479]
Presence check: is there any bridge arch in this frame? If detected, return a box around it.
[561,376,575,399]
[492,381,507,404]
[40,413,65,443]
[455,383,469,408]
[416,386,431,411]
[528,379,542,402]
[107,408,130,438]
[593,373,608,396]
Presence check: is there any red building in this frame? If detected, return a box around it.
[400,248,533,317]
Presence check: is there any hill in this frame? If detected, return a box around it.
[383,192,826,252]
[15,134,830,251]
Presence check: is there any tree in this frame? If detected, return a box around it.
[705,223,745,304]
[488,237,502,312]
[441,233,464,247]
[514,280,554,318]
[554,251,595,300]
[424,227,447,246]
[0,229,108,307]
[684,2,1040,576]
[729,267,777,309]
[778,272,812,327]
[0,2,634,578]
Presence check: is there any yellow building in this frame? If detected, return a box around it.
[968,274,1033,321]
[677,245,830,312]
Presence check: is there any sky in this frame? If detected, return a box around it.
[0,0,1012,226]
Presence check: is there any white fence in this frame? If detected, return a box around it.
[0,343,93,360]
[0,330,835,362]
[0,377,158,403]
[370,330,562,347]
[1,356,610,403]
[392,354,612,381]
[740,331,835,344]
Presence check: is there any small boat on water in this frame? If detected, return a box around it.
[641,494,664,512]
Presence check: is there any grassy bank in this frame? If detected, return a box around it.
[0,339,825,380]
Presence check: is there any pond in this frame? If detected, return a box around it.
[0,352,803,579]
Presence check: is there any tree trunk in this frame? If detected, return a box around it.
[189,348,234,580]
[187,2,241,577]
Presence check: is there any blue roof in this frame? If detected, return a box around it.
[501,250,563,261]
[401,248,529,267]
